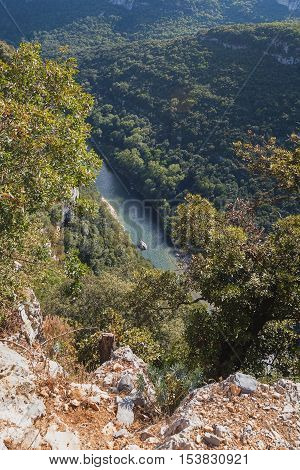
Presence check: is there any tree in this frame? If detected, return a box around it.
[173,194,300,378]
[0,43,99,221]
[234,134,300,194]
[0,42,100,312]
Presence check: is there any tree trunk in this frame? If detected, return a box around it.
[215,305,273,378]
[98,333,115,364]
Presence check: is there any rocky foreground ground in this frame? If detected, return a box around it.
[0,293,299,450]
[0,340,299,450]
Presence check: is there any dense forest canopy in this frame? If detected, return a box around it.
[0,0,299,42]
[37,20,300,227]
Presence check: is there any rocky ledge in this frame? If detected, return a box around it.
[0,339,299,450]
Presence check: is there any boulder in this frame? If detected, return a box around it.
[276,379,300,405]
[0,343,45,427]
[95,347,157,415]
[229,373,258,394]
[45,426,81,450]
[109,347,148,369]
[117,372,134,393]
[116,397,135,426]
[163,416,202,438]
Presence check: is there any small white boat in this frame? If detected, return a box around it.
[138,240,148,251]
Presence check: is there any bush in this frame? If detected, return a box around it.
[120,327,161,363]
[148,364,204,415]
[42,315,80,375]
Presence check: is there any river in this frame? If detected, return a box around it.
[96,161,177,271]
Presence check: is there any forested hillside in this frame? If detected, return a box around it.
[1,0,298,43]
[37,21,300,227]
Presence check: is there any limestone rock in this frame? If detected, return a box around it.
[103,373,115,386]
[229,373,258,394]
[0,343,45,427]
[204,433,222,447]
[146,437,160,444]
[0,426,43,450]
[276,379,300,405]
[18,289,43,345]
[112,346,145,366]
[214,424,231,438]
[117,397,135,426]
[117,372,134,393]
[114,429,131,439]
[45,426,81,450]
[163,416,202,438]
[47,360,64,378]
[158,433,196,450]
[102,422,116,436]
[70,383,101,397]
[94,346,157,416]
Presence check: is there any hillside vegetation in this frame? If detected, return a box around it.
[0,0,297,43]
[39,21,300,227]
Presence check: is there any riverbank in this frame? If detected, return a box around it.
[101,196,123,226]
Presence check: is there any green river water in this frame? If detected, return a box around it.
[96,161,177,271]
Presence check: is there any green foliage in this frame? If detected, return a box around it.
[1,0,295,43]
[41,263,190,370]
[174,194,300,378]
[64,249,89,295]
[76,330,103,372]
[235,133,300,194]
[0,41,13,61]
[120,327,161,363]
[148,364,204,414]
[50,20,299,228]
[0,42,99,314]
[245,320,299,378]
[62,187,144,274]
[0,2,299,390]
[0,43,99,219]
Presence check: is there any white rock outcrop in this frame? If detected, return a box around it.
[0,343,45,428]
[110,0,135,10]
[45,425,81,450]
[18,289,43,345]
[276,0,300,11]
